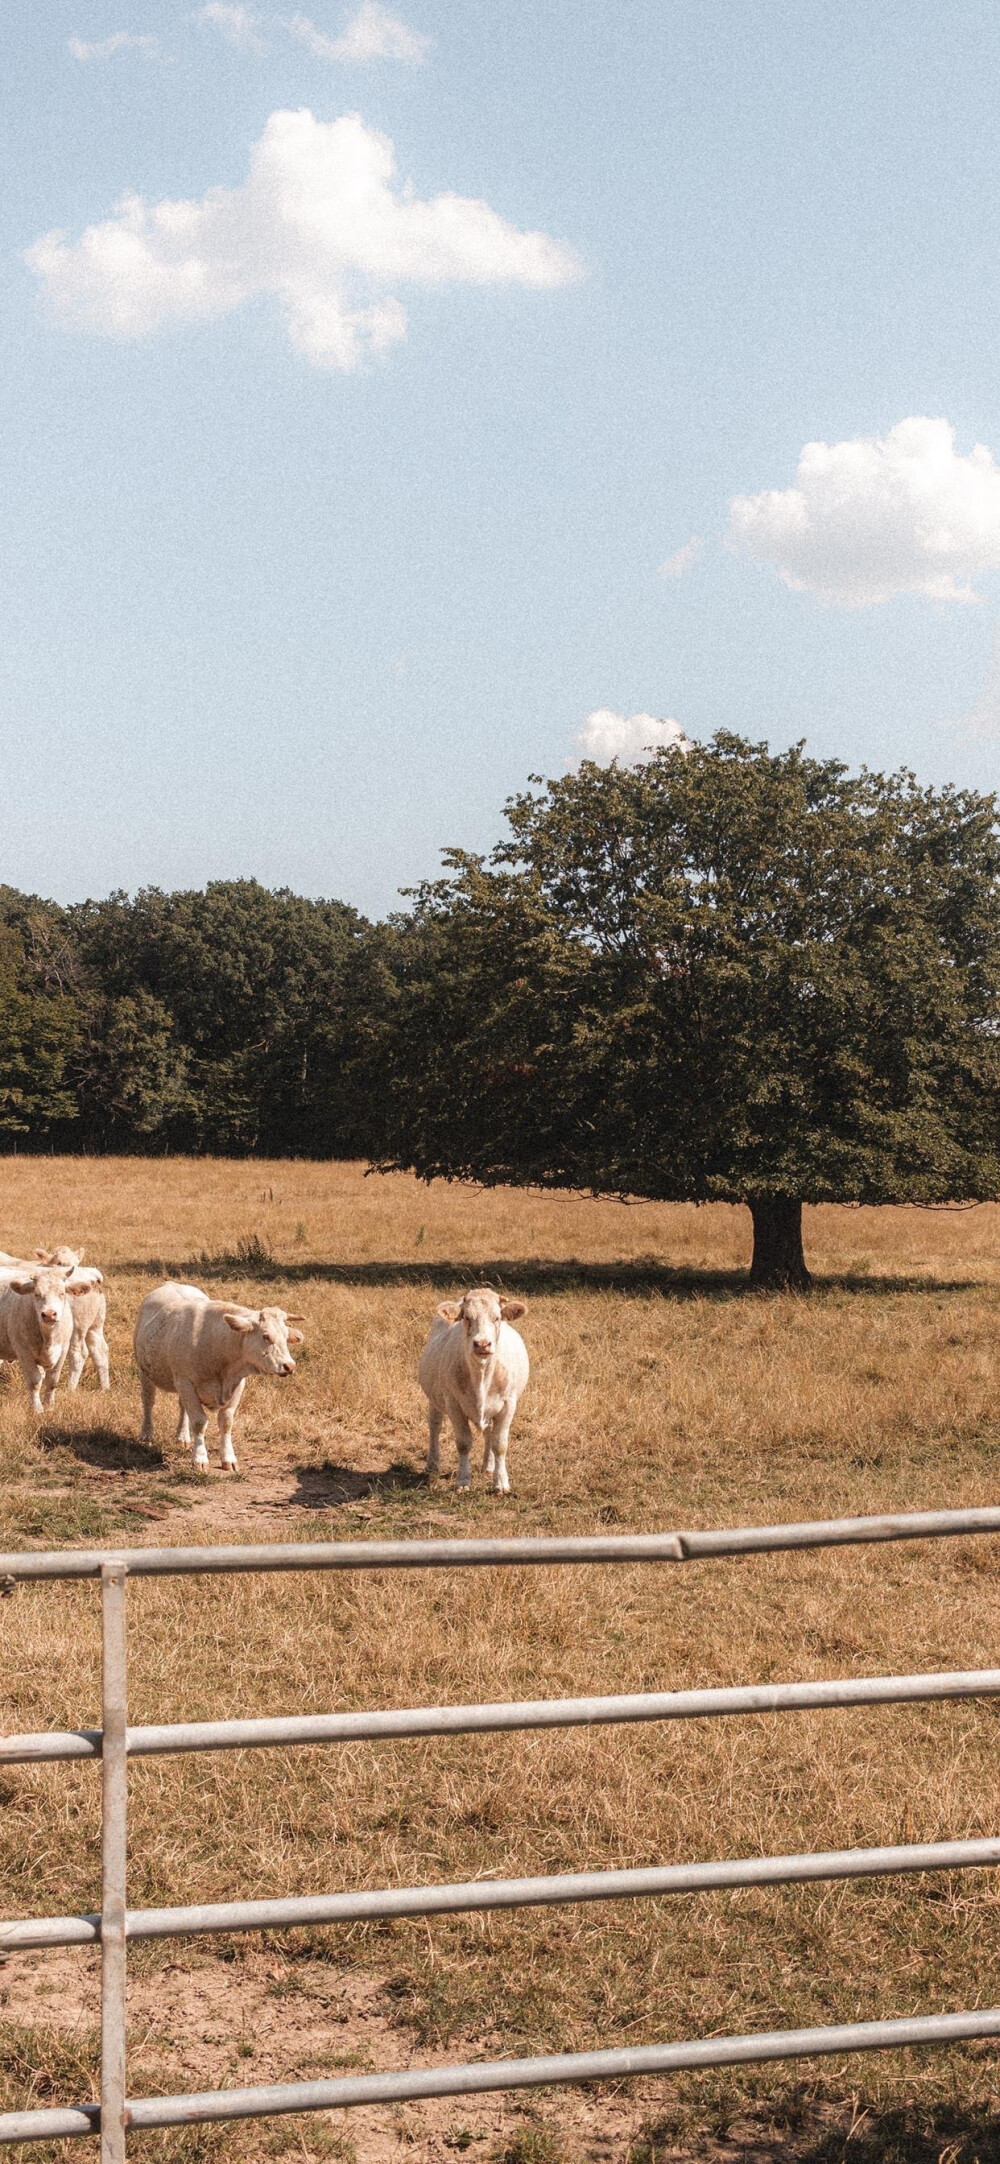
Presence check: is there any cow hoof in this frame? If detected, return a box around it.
[222,1461,239,1475]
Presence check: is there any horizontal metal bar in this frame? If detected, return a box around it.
[7,1665,1000,1768]
[6,2007,1000,2143]
[0,1912,100,1949]
[0,2107,99,2145]
[1,1728,101,1763]
[3,1506,1000,1582]
[6,1834,1000,1953]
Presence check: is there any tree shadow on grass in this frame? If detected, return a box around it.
[632,2099,1000,2164]
[39,1425,165,1473]
[287,1459,426,1510]
[111,1257,985,1299]
[790,2101,1000,2164]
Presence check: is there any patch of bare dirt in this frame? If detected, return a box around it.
[0,1940,680,2159]
[128,1454,463,1543]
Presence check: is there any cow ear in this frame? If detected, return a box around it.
[224,1312,254,1334]
[284,1313,306,1323]
[287,1329,304,1346]
[500,1299,526,1320]
[75,1248,86,1263]
[34,1250,51,1263]
[11,1277,36,1295]
[67,1280,92,1297]
[437,1300,462,1323]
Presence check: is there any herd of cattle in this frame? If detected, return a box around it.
[0,1253,531,1492]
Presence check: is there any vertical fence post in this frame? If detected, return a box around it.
[100,1563,128,2164]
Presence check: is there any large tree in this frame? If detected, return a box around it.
[376,735,1000,1286]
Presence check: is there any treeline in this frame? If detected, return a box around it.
[0,879,396,1155]
[5,730,1000,1292]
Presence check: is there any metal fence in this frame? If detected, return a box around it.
[3,1506,1000,2158]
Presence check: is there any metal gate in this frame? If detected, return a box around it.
[3,1506,1000,2160]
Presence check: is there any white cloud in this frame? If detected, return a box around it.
[729,418,1000,607]
[574,710,691,767]
[658,535,703,581]
[196,4,266,50]
[68,30,162,60]
[286,5,430,63]
[25,107,581,372]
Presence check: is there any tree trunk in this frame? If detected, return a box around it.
[747,1196,811,1290]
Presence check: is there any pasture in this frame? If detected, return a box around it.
[2,1160,1000,2164]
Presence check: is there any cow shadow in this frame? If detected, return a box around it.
[39,1425,165,1473]
[287,1459,426,1510]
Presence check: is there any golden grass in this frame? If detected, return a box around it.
[2,1162,1000,2162]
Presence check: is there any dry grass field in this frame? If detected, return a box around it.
[2,1160,1000,2164]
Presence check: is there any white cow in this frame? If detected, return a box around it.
[0,1269,95,1414]
[418,1287,529,1495]
[34,1248,110,1390]
[134,1282,305,1472]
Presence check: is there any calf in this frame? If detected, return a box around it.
[418,1287,528,1494]
[0,1269,95,1414]
[134,1281,305,1471]
[34,1247,110,1390]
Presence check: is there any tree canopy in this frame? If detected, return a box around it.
[376,735,1000,1284]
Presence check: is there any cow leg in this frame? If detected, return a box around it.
[89,1325,111,1391]
[217,1380,245,1472]
[139,1372,157,1442]
[177,1380,209,1470]
[426,1404,444,1478]
[139,1372,157,1445]
[481,1433,495,1479]
[486,1411,514,1495]
[19,1358,46,1417]
[450,1407,477,1491]
[65,1331,88,1390]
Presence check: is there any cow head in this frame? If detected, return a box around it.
[35,1246,103,1285]
[437,1287,527,1363]
[10,1269,92,1339]
[222,1305,305,1375]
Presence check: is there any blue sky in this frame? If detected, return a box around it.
[4,0,1000,916]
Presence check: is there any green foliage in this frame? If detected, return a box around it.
[74,989,195,1148]
[0,876,396,1158]
[66,878,395,1156]
[378,735,1000,1209]
[0,892,82,1136]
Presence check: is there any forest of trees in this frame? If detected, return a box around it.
[0,877,397,1158]
[4,734,1000,1285]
